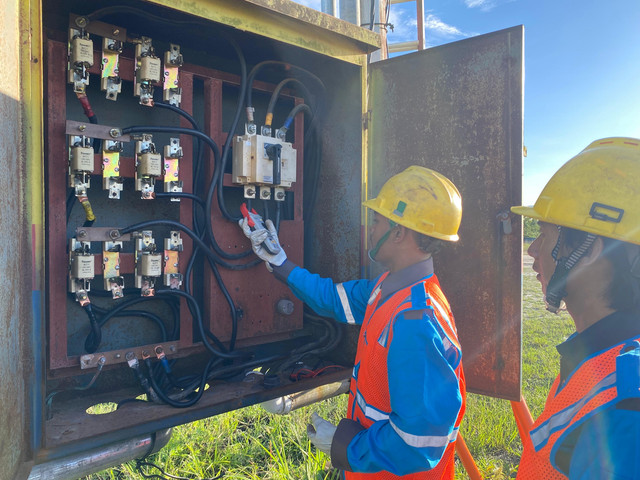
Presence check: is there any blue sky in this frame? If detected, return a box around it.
[293,0,640,205]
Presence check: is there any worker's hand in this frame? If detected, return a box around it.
[307,412,337,455]
[239,217,287,268]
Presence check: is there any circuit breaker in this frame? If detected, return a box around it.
[232,131,297,201]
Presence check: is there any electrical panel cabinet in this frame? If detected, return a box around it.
[2,0,522,478]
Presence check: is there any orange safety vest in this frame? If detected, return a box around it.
[517,337,640,479]
[345,273,466,480]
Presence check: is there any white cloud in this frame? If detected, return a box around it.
[464,0,501,12]
[425,14,466,38]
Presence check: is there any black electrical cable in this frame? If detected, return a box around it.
[90,305,169,342]
[275,201,281,232]
[144,356,220,408]
[156,289,243,359]
[85,294,177,352]
[280,103,312,133]
[265,78,315,125]
[217,37,248,223]
[85,290,180,339]
[153,102,199,130]
[83,304,102,354]
[246,61,326,113]
[155,192,205,209]
[152,101,208,235]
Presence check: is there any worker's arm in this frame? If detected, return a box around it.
[565,407,640,479]
[273,260,378,326]
[332,308,463,475]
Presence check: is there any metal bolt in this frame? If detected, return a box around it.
[276,192,285,200]
[77,230,87,239]
[112,29,120,36]
[109,229,121,240]
[75,16,88,28]
[276,299,295,316]
[125,351,135,361]
[246,188,255,196]
[109,128,121,138]
[98,356,106,365]
[169,345,176,352]
[78,124,86,132]
[114,353,121,359]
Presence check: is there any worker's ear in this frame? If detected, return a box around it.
[581,237,604,266]
[393,225,406,242]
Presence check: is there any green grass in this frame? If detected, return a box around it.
[85,250,574,480]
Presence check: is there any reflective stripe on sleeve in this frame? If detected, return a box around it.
[356,391,390,422]
[530,372,616,451]
[390,420,459,448]
[336,283,356,324]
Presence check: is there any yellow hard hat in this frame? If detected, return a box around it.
[511,137,640,246]
[363,165,462,242]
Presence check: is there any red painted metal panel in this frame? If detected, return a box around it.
[46,38,305,371]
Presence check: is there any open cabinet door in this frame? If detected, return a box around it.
[0,1,42,479]
[369,26,524,400]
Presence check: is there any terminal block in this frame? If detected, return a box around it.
[163,44,183,106]
[103,241,124,299]
[67,22,93,93]
[232,127,297,201]
[68,237,94,294]
[68,135,94,194]
[135,135,162,199]
[101,37,123,101]
[163,231,183,289]
[102,140,124,199]
[135,231,162,296]
[163,138,183,201]
[134,37,161,106]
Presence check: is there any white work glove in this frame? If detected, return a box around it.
[239,216,287,268]
[307,412,337,455]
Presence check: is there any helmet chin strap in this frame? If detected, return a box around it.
[545,227,597,313]
[368,220,397,263]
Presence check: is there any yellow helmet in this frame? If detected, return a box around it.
[363,166,462,242]
[511,137,640,246]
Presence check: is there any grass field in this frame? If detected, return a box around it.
[85,252,575,480]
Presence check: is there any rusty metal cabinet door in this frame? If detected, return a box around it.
[369,26,524,400]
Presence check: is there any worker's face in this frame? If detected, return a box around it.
[527,221,560,296]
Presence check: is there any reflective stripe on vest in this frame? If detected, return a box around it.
[530,372,616,451]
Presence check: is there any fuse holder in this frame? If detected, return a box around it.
[70,146,95,172]
[70,37,94,66]
[138,152,162,177]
